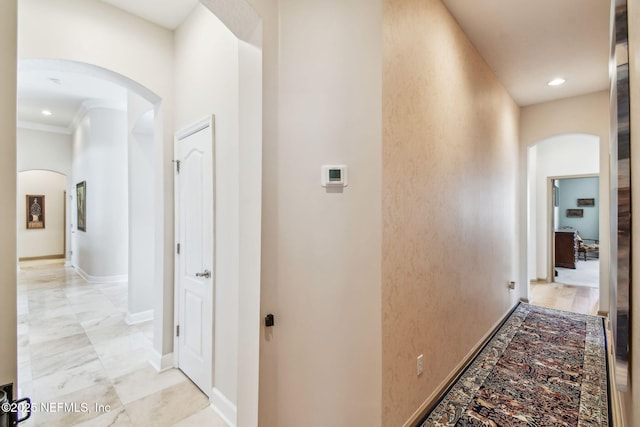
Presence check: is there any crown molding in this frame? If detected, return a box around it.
[19,99,126,136]
[17,121,72,135]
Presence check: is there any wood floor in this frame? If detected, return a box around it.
[529,281,600,316]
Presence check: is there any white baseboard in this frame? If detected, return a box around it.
[149,350,174,373]
[74,265,128,283]
[210,388,237,427]
[125,310,154,325]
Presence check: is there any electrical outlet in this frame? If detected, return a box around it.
[417,354,424,376]
[508,281,516,290]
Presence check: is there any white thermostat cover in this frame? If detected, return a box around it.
[321,165,348,187]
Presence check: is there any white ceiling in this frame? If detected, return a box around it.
[18,68,127,132]
[441,0,611,106]
[18,0,613,131]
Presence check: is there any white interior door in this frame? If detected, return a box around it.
[175,116,215,396]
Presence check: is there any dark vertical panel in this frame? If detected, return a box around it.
[612,2,630,388]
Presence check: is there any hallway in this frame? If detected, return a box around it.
[16,260,225,427]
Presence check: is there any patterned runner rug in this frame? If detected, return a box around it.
[420,303,609,426]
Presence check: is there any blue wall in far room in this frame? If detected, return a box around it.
[557,177,599,240]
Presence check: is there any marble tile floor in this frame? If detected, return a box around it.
[17,260,227,427]
[529,280,600,316]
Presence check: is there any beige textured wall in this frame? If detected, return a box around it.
[0,0,17,392]
[382,0,520,425]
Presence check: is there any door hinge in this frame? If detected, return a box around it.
[176,243,180,255]
[173,160,181,174]
[176,325,180,337]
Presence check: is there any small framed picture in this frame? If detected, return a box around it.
[77,181,86,232]
[577,198,595,207]
[566,208,584,218]
[26,195,45,229]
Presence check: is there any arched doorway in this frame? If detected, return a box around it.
[526,133,608,314]
[18,56,162,326]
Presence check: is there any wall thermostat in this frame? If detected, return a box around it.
[321,165,348,187]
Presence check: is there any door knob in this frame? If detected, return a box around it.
[196,270,211,279]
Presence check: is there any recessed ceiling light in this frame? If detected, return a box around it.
[41,110,52,116]
[547,78,566,87]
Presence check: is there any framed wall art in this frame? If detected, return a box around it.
[26,195,45,229]
[566,208,584,218]
[577,198,596,207]
[76,181,86,232]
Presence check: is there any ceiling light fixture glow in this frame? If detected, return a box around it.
[41,110,52,116]
[547,78,566,87]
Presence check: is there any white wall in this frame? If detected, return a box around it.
[17,128,72,176]
[174,4,263,423]
[174,4,240,419]
[527,143,538,278]
[520,90,610,311]
[236,36,262,427]
[18,170,66,259]
[258,0,382,426]
[0,0,17,391]
[127,93,155,321]
[71,108,128,280]
[530,134,599,280]
[196,2,265,425]
[17,128,73,260]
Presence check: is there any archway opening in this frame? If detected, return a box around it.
[17,170,67,263]
[526,133,607,315]
[16,59,165,408]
